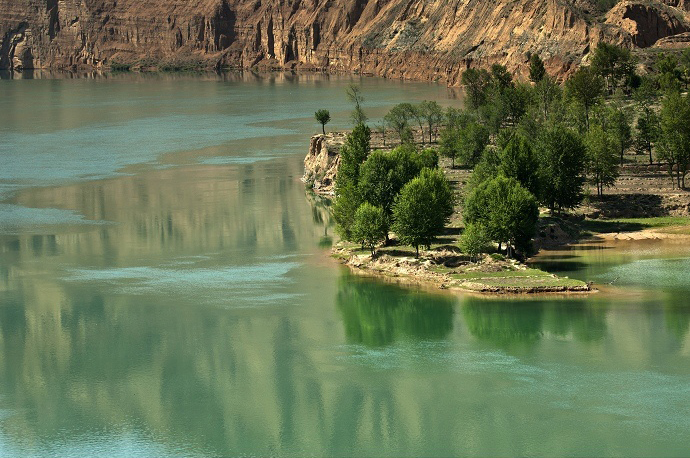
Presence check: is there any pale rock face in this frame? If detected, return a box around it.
[1,0,689,81]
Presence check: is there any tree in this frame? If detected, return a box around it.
[460,223,491,263]
[658,91,690,189]
[462,68,492,110]
[590,42,637,94]
[532,76,563,122]
[315,109,331,134]
[336,123,371,193]
[420,100,444,143]
[595,100,633,165]
[585,125,619,196]
[332,182,361,241]
[566,66,605,131]
[333,124,371,238]
[536,125,587,212]
[358,146,425,240]
[490,64,513,91]
[439,126,460,168]
[463,175,539,257]
[633,78,661,164]
[529,54,547,83]
[441,120,489,168]
[634,107,660,165]
[418,148,439,169]
[358,151,396,216]
[657,53,683,93]
[392,168,454,256]
[457,121,490,167]
[346,84,367,125]
[352,203,388,255]
[499,133,540,196]
[384,103,414,144]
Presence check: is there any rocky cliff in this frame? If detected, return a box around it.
[2,0,689,81]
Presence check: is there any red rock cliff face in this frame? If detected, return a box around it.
[1,0,689,82]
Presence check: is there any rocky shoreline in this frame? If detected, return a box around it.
[332,244,594,295]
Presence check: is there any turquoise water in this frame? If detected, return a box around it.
[1,73,689,456]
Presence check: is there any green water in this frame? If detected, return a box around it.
[1,73,689,457]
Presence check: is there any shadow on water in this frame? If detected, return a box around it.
[528,260,591,273]
[336,272,456,347]
[461,297,609,347]
[664,291,690,340]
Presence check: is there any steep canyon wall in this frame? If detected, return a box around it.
[1,0,689,82]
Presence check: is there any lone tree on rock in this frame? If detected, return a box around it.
[315,109,331,134]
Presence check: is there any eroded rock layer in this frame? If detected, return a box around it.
[1,0,689,81]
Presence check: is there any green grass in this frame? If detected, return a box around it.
[579,216,690,235]
[451,268,552,281]
[471,276,586,288]
[451,267,587,290]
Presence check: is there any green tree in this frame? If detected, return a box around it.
[358,151,396,216]
[532,76,563,122]
[566,66,605,131]
[462,68,492,110]
[392,168,454,256]
[499,133,540,196]
[420,100,444,143]
[658,91,690,189]
[352,203,388,255]
[536,125,587,212]
[332,182,361,241]
[464,175,539,256]
[657,53,683,93]
[590,42,637,94]
[460,223,491,262]
[632,77,661,164]
[346,84,367,125]
[635,107,660,165]
[336,123,371,193]
[384,103,414,144]
[441,120,490,168]
[490,64,513,90]
[418,148,439,169]
[358,146,426,239]
[585,125,620,196]
[468,146,501,191]
[333,124,371,239]
[597,101,633,165]
[315,109,331,134]
[529,54,547,83]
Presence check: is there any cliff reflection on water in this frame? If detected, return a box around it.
[2,74,690,455]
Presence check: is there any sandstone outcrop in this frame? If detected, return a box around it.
[2,1,689,82]
[302,133,346,195]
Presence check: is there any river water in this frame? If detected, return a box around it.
[0,73,689,457]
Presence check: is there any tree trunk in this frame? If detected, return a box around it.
[415,245,419,258]
[649,145,653,165]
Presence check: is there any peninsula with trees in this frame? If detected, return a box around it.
[304,44,690,294]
